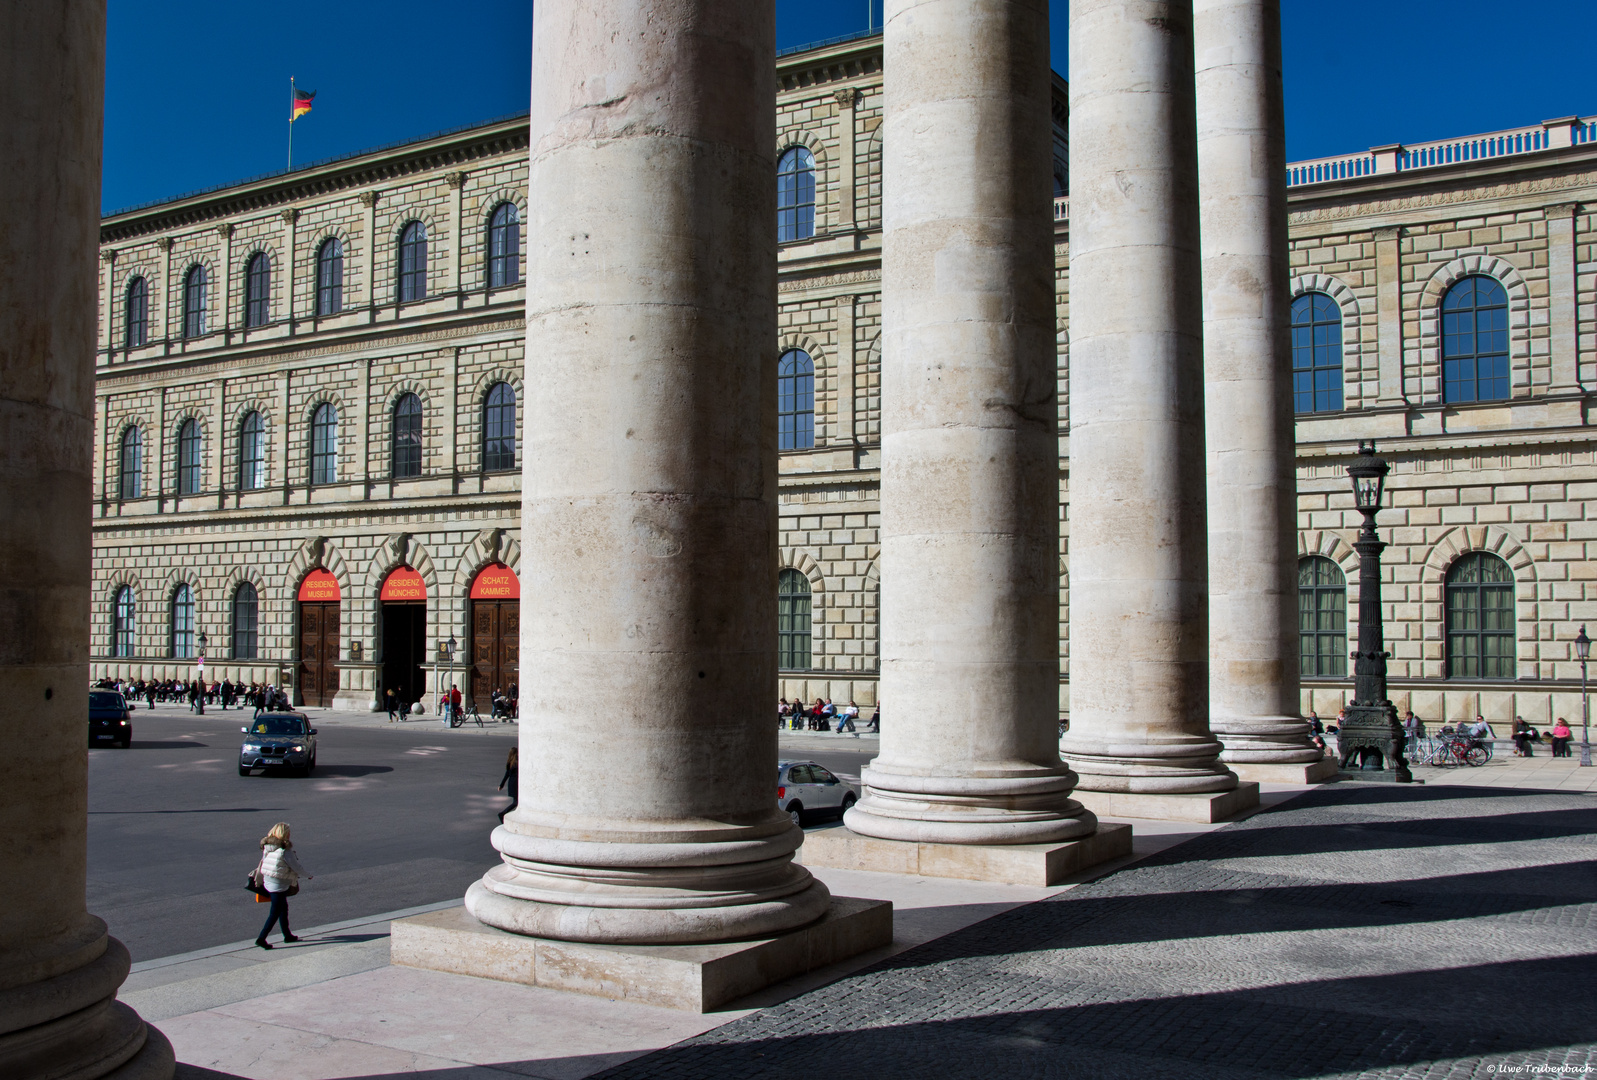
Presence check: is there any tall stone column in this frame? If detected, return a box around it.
[1060,0,1248,812]
[843,0,1097,847]
[1195,0,1326,781]
[465,0,832,944]
[0,3,175,1078]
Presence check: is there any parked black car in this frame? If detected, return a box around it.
[89,690,133,748]
[239,713,318,776]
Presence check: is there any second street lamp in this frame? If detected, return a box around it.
[1337,441,1412,783]
[196,630,208,716]
[1577,625,1591,768]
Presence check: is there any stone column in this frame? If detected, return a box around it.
[465,0,832,944]
[1060,0,1244,807]
[1194,0,1325,781]
[843,0,1096,847]
[0,3,175,1078]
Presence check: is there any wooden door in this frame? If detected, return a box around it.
[297,601,340,707]
[471,600,519,706]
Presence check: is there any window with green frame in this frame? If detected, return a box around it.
[1298,556,1347,677]
[777,568,811,670]
[1446,552,1516,678]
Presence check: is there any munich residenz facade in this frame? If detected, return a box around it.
[90,32,1597,725]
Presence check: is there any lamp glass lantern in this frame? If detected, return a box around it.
[1576,625,1591,662]
[1348,440,1389,513]
[446,635,457,663]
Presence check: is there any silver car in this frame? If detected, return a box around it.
[777,759,855,827]
[239,712,318,776]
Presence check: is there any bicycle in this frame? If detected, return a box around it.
[449,703,484,729]
[1417,732,1487,767]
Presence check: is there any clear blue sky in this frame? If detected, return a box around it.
[103,0,1594,214]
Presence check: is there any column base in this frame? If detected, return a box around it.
[391,897,892,1012]
[798,822,1132,886]
[107,1026,176,1080]
[1227,757,1339,784]
[1069,783,1260,823]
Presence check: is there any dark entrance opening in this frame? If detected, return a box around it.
[297,601,340,707]
[471,599,519,708]
[381,602,427,710]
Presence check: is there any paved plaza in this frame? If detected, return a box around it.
[135,771,1595,1079]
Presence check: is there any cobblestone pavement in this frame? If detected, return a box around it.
[597,784,1597,1080]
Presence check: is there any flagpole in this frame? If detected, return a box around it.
[288,76,295,171]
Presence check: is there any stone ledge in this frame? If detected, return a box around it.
[1069,783,1261,823]
[390,897,892,1013]
[1228,758,1339,784]
[797,822,1133,886]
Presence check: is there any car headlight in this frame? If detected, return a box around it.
[242,744,260,752]
[291,745,304,752]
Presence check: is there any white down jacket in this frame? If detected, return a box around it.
[259,843,309,893]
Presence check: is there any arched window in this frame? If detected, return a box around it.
[310,403,339,485]
[1052,160,1068,197]
[778,569,812,670]
[118,426,143,499]
[238,411,264,491]
[1298,556,1347,677]
[1446,552,1516,679]
[244,252,271,327]
[778,349,815,451]
[483,382,517,472]
[398,221,428,303]
[112,586,136,658]
[125,277,149,349]
[1441,276,1509,403]
[1291,292,1343,413]
[170,584,195,659]
[392,393,423,479]
[777,147,816,243]
[488,203,520,288]
[316,237,343,315]
[232,582,258,660]
[176,418,201,495]
[182,265,207,338]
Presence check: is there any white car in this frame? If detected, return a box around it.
[777,759,856,827]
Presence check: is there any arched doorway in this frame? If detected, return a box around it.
[470,563,519,708]
[297,569,341,707]
[380,566,427,709]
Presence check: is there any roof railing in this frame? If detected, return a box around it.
[1286,115,1594,189]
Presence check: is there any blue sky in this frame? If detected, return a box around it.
[103,0,1593,214]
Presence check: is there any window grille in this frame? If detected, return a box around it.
[1297,557,1347,677]
[398,222,428,303]
[777,148,816,242]
[177,419,201,495]
[125,277,148,349]
[1441,276,1510,403]
[778,349,815,451]
[244,252,271,327]
[489,203,520,288]
[1446,552,1516,678]
[113,586,136,658]
[119,426,143,499]
[1291,292,1344,413]
[392,393,423,479]
[170,584,195,659]
[183,265,207,338]
[483,383,516,472]
[310,403,339,485]
[778,568,812,670]
[239,411,264,491]
[316,238,343,315]
[232,582,258,660]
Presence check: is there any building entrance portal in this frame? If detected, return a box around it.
[469,563,519,708]
[296,569,341,707]
[380,567,427,710]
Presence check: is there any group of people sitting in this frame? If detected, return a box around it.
[1512,715,1577,757]
[777,697,879,735]
[1303,705,1580,759]
[96,676,289,713]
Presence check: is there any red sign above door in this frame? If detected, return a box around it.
[380,566,426,602]
[470,562,520,600]
[297,568,340,602]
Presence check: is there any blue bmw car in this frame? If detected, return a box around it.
[89,690,133,748]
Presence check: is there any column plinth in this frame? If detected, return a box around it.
[1059,0,1240,800]
[1,4,174,1077]
[463,0,830,947]
[842,0,1096,850]
[1196,0,1325,773]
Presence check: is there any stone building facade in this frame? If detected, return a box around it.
[91,32,1597,726]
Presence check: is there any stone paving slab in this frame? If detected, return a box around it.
[593,783,1597,1080]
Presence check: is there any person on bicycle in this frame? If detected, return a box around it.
[450,684,463,723]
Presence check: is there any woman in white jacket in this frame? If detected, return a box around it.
[255,821,312,949]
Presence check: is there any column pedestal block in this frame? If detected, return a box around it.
[1228,758,1339,784]
[391,897,892,1013]
[799,823,1133,887]
[1069,783,1261,823]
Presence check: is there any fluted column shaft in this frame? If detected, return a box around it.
[466,0,831,945]
[1196,0,1319,765]
[0,3,174,1077]
[845,0,1095,845]
[1059,0,1235,795]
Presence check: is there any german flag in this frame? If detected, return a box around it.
[291,87,315,121]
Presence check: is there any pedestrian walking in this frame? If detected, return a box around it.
[498,747,519,823]
[867,703,879,733]
[385,688,398,722]
[253,822,312,950]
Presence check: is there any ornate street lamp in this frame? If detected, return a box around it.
[195,630,208,716]
[1337,441,1411,782]
[1577,625,1591,768]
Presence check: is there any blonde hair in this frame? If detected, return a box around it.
[261,822,292,849]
